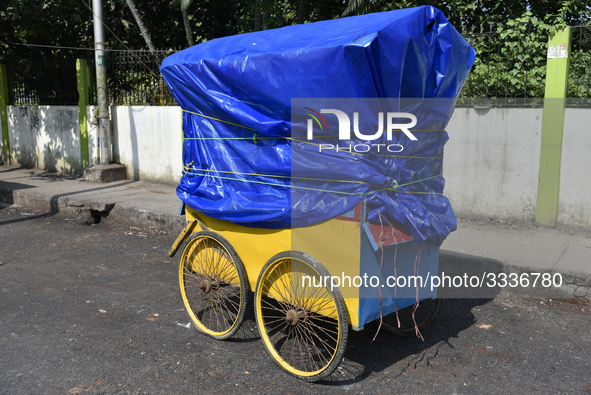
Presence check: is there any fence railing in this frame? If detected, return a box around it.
[457,24,548,107]
[567,25,591,107]
[457,24,591,107]
[4,48,178,106]
[7,57,81,106]
[99,49,178,106]
[3,27,591,108]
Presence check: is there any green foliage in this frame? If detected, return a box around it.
[461,13,552,103]
[0,0,94,62]
[568,26,591,102]
[459,1,591,103]
[0,0,349,62]
[2,0,591,105]
[355,0,591,28]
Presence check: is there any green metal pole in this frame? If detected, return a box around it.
[76,59,90,169]
[0,64,10,164]
[535,27,571,227]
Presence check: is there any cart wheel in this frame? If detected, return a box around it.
[255,251,348,382]
[381,298,441,337]
[179,230,248,340]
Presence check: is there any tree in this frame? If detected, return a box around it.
[180,0,195,46]
[341,0,591,28]
[125,0,156,53]
[297,0,307,24]
[255,0,262,30]
[342,0,369,17]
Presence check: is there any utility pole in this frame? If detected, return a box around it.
[92,0,111,164]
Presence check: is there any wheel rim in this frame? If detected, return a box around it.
[256,257,342,377]
[179,235,243,337]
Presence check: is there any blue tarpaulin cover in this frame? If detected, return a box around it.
[160,6,475,245]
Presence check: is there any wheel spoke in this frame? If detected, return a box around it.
[256,254,348,380]
[303,318,338,347]
[293,321,322,371]
[179,232,246,339]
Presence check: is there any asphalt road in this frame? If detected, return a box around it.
[1,205,590,394]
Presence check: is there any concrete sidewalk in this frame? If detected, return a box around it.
[443,217,591,299]
[1,165,590,299]
[0,166,185,232]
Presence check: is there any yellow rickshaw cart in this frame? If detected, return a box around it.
[170,201,440,381]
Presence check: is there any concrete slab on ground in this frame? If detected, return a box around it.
[0,166,184,232]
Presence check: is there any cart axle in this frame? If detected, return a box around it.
[286,309,307,326]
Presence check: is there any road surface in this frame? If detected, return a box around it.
[1,205,589,394]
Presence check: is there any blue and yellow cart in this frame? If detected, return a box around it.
[160,5,474,382]
[169,202,440,381]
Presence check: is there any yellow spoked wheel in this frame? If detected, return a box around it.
[381,298,441,337]
[255,251,348,382]
[179,230,248,340]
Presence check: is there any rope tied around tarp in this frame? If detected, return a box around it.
[180,108,445,159]
[182,163,444,197]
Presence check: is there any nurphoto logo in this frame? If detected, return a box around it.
[304,107,418,153]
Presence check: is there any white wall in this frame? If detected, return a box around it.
[7,105,84,174]
[3,104,591,228]
[4,105,182,183]
[559,108,591,228]
[86,106,99,167]
[444,107,543,221]
[112,106,183,184]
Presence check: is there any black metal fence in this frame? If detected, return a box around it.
[5,48,178,106]
[457,24,548,107]
[458,24,591,107]
[567,25,591,107]
[101,49,178,105]
[3,30,591,108]
[7,57,81,105]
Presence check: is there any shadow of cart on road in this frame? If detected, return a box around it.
[223,250,505,385]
